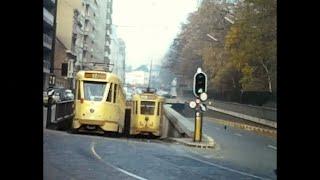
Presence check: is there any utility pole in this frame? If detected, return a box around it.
[148,60,152,90]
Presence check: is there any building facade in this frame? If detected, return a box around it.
[72,0,113,71]
[43,0,56,90]
[54,0,82,88]
[104,0,113,67]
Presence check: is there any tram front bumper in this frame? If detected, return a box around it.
[73,119,119,132]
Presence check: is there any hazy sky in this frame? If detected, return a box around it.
[113,0,198,69]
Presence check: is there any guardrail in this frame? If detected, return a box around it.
[209,100,277,122]
[46,100,74,130]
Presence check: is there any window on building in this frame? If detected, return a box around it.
[83,51,87,58]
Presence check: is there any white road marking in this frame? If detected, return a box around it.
[90,142,148,180]
[186,156,271,180]
[267,145,277,150]
[234,133,242,137]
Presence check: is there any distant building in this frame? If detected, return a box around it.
[125,71,148,86]
[125,64,161,88]
[109,25,126,83]
[118,38,126,83]
[104,0,113,66]
[43,0,56,90]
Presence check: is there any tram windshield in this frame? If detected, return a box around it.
[83,81,106,101]
[140,101,155,115]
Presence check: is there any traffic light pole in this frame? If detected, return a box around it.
[190,67,208,143]
[194,108,203,142]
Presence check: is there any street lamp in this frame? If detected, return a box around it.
[224,16,235,24]
[206,34,218,42]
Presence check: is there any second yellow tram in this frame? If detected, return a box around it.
[130,89,164,136]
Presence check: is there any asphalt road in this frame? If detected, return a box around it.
[186,116,277,178]
[44,128,275,180]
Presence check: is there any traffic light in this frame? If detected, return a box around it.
[193,68,207,97]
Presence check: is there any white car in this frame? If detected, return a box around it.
[65,89,74,100]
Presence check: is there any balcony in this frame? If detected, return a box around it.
[43,33,53,49]
[43,8,54,26]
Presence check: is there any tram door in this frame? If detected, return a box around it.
[124,108,131,137]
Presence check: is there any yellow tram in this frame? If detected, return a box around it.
[71,70,126,134]
[130,89,164,136]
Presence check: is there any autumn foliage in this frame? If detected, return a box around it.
[161,0,276,94]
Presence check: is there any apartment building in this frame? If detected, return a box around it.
[43,0,56,90]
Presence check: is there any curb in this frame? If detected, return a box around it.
[211,118,277,137]
[168,134,215,149]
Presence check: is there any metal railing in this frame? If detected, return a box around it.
[46,100,74,130]
[55,100,74,123]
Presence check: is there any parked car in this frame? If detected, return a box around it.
[43,87,74,106]
[65,89,74,100]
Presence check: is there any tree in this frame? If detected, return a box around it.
[225,0,277,92]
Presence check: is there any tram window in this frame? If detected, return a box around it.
[107,83,113,102]
[157,102,160,116]
[83,81,106,101]
[113,84,117,103]
[135,101,138,114]
[141,101,155,115]
[77,81,81,100]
